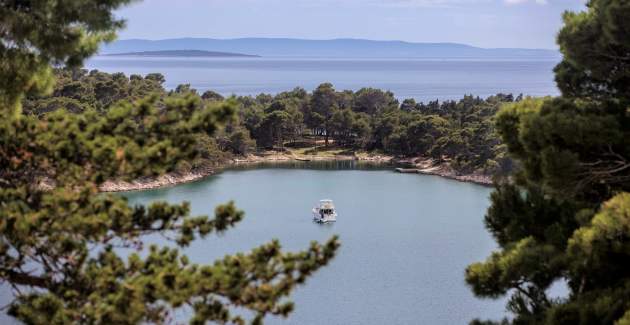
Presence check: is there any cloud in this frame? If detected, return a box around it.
[347,0,548,9]
[329,0,497,9]
[379,0,484,8]
[504,0,548,5]
[212,0,551,9]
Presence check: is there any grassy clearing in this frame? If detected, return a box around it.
[288,146,348,157]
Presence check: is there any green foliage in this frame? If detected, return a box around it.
[225,85,512,175]
[202,90,225,102]
[466,1,630,323]
[555,0,630,101]
[228,128,256,155]
[0,1,339,324]
[23,69,167,114]
[369,94,512,174]
[0,0,133,112]
[256,110,292,148]
[352,87,398,115]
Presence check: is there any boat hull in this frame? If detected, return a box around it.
[312,208,337,223]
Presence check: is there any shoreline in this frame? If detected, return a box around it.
[99,152,492,193]
[396,157,494,186]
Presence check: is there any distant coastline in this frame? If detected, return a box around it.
[100,37,560,60]
[104,49,260,58]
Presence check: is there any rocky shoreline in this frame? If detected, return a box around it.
[99,166,216,192]
[99,152,492,192]
[398,157,493,186]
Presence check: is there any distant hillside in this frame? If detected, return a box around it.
[100,38,561,59]
[104,49,259,58]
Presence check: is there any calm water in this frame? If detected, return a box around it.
[120,163,505,324]
[0,163,505,324]
[86,56,559,102]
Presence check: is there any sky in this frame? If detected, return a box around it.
[115,0,587,49]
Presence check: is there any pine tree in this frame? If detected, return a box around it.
[0,1,338,324]
[466,1,630,324]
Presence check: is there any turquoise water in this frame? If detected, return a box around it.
[121,163,505,324]
[86,56,559,102]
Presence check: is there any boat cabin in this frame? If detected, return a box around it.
[313,199,337,223]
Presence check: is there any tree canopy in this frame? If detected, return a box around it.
[0,1,338,324]
[466,1,630,324]
[27,68,515,177]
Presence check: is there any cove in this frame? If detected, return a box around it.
[123,162,506,324]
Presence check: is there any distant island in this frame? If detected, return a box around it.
[100,38,561,60]
[104,49,260,58]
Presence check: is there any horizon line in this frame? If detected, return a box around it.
[112,37,559,52]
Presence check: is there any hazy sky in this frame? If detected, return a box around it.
[115,0,587,49]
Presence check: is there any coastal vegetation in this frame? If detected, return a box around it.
[466,1,630,324]
[24,69,515,177]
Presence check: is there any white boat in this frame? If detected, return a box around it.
[312,199,337,223]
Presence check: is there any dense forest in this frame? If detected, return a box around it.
[24,68,516,175]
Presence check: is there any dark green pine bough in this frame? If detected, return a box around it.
[0,1,338,324]
[466,0,630,324]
